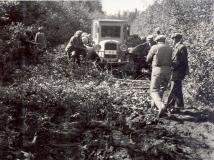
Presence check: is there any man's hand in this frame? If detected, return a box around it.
[128,47,134,53]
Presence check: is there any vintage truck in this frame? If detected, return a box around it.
[92,19,130,64]
[91,19,150,79]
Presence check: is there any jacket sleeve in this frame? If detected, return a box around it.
[181,47,189,75]
[132,43,145,52]
[172,45,188,71]
[70,37,78,48]
[146,46,156,63]
[181,47,188,66]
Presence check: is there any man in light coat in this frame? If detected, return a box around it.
[146,35,173,117]
[35,27,47,51]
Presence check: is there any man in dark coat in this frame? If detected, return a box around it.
[166,33,189,111]
[81,36,100,63]
[128,36,149,79]
[65,30,86,65]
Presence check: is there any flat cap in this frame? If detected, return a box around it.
[155,35,166,41]
[81,36,88,44]
[75,30,83,36]
[171,33,182,39]
[81,32,88,37]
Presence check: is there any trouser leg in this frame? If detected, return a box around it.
[167,80,184,108]
[150,78,166,111]
[75,54,80,66]
[71,50,80,65]
[151,90,165,110]
[75,48,85,66]
[67,47,74,60]
[134,69,141,79]
[151,91,165,110]
[176,80,184,107]
[166,81,176,108]
[150,69,170,112]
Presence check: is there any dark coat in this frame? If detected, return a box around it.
[131,42,148,57]
[171,42,189,81]
[68,36,85,49]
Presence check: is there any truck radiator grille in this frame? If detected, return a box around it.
[104,54,117,58]
[105,43,117,50]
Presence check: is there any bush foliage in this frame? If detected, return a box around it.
[0,0,103,85]
[132,0,214,104]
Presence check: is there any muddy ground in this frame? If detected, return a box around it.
[0,57,213,160]
[108,79,214,160]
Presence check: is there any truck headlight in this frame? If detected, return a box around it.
[120,44,128,52]
[94,44,101,51]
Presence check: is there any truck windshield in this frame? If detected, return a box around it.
[101,25,121,38]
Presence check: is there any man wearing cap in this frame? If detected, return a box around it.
[166,33,189,112]
[146,35,157,52]
[147,35,156,44]
[81,36,100,63]
[146,35,173,117]
[65,30,86,65]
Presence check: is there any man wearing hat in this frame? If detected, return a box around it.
[166,33,189,112]
[147,35,156,45]
[146,35,157,52]
[146,35,173,117]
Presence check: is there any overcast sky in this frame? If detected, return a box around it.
[102,0,155,15]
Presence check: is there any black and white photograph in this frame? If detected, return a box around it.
[0,0,213,159]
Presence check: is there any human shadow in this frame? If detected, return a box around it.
[166,108,214,123]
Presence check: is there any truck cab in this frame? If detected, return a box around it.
[92,19,130,63]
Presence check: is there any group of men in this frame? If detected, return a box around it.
[65,29,189,117]
[16,26,47,66]
[65,30,100,65]
[146,33,189,117]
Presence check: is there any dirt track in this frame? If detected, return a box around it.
[163,107,214,160]
[109,78,214,160]
[1,58,213,159]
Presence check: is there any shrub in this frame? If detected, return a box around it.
[132,0,214,104]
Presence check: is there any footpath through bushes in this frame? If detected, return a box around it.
[0,49,199,160]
